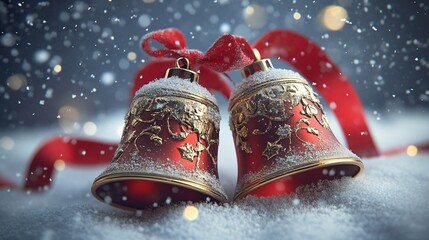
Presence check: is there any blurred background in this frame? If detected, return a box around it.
[1,0,428,141]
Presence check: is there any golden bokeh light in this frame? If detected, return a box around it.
[243,4,267,29]
[0,136,15,150]
[54,159,66,171]
[127,51,137,61]
[320,5,348,31]
[245,5,255,15]
[54,64,62,73]
[58,105,80,133]
[83,121,97,135]
[183,205,199,221]
[406,145,418,157]
[6,74,27,91]
[293,12,302,20]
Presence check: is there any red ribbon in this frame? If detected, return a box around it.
[1,28,428,192]
[0,176,16,189]
[23,137,117,190]
[136,28,258,100]
[141,28,255,73]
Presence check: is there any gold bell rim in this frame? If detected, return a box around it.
[91,173,228,211]
[233,157,364,200]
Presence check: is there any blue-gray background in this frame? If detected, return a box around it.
[1,0,428,130]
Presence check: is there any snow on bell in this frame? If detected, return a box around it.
[92,58,227,210]
[229,50,364,200]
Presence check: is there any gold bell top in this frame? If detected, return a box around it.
[165,57,199,83]
[133,57,217,106]
[241,49,274,78]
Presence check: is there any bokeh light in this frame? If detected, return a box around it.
[0,136,15,150]
[53,64,62,73]
[0,33,16,47]
[83,121,97,135]
[293,12,302,20]
[127,51,137,61]
[138,14,151,28]
[406,145,418,157]
[320,5,348,31]
[183,205,199,221]
[34,49,50,64]
[54,159,66,171]
[243,4,267,29]
[6,74,27,91]
[58,105,80,133]
[101,72,115,86]
[219,23,231,33]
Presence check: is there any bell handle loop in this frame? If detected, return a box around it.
[165,57,199,83]
[176,57,190,69]
[252,48,261,61]
[241,49,273,78]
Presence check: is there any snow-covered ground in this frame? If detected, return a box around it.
[1,110,428,240]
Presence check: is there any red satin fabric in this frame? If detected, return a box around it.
[0,176,16,189]
[1,28,428,192]
[141,28,255,73]
[24,137,117,190]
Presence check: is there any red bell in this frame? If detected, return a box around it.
[229,50,364,200]
[92,58,227,210]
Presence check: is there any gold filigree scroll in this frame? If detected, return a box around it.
[230,80,330,160]
[113,94,219,173]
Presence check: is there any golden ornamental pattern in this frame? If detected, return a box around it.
[230,80,330,160]
[113,94,219,172]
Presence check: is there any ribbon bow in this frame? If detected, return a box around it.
[141,28,255,73]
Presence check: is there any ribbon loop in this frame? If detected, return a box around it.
[201,34,255,72]
[24,137,116,190]
[141,28,189,58]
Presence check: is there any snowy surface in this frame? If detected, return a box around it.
[1,110,429,240]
